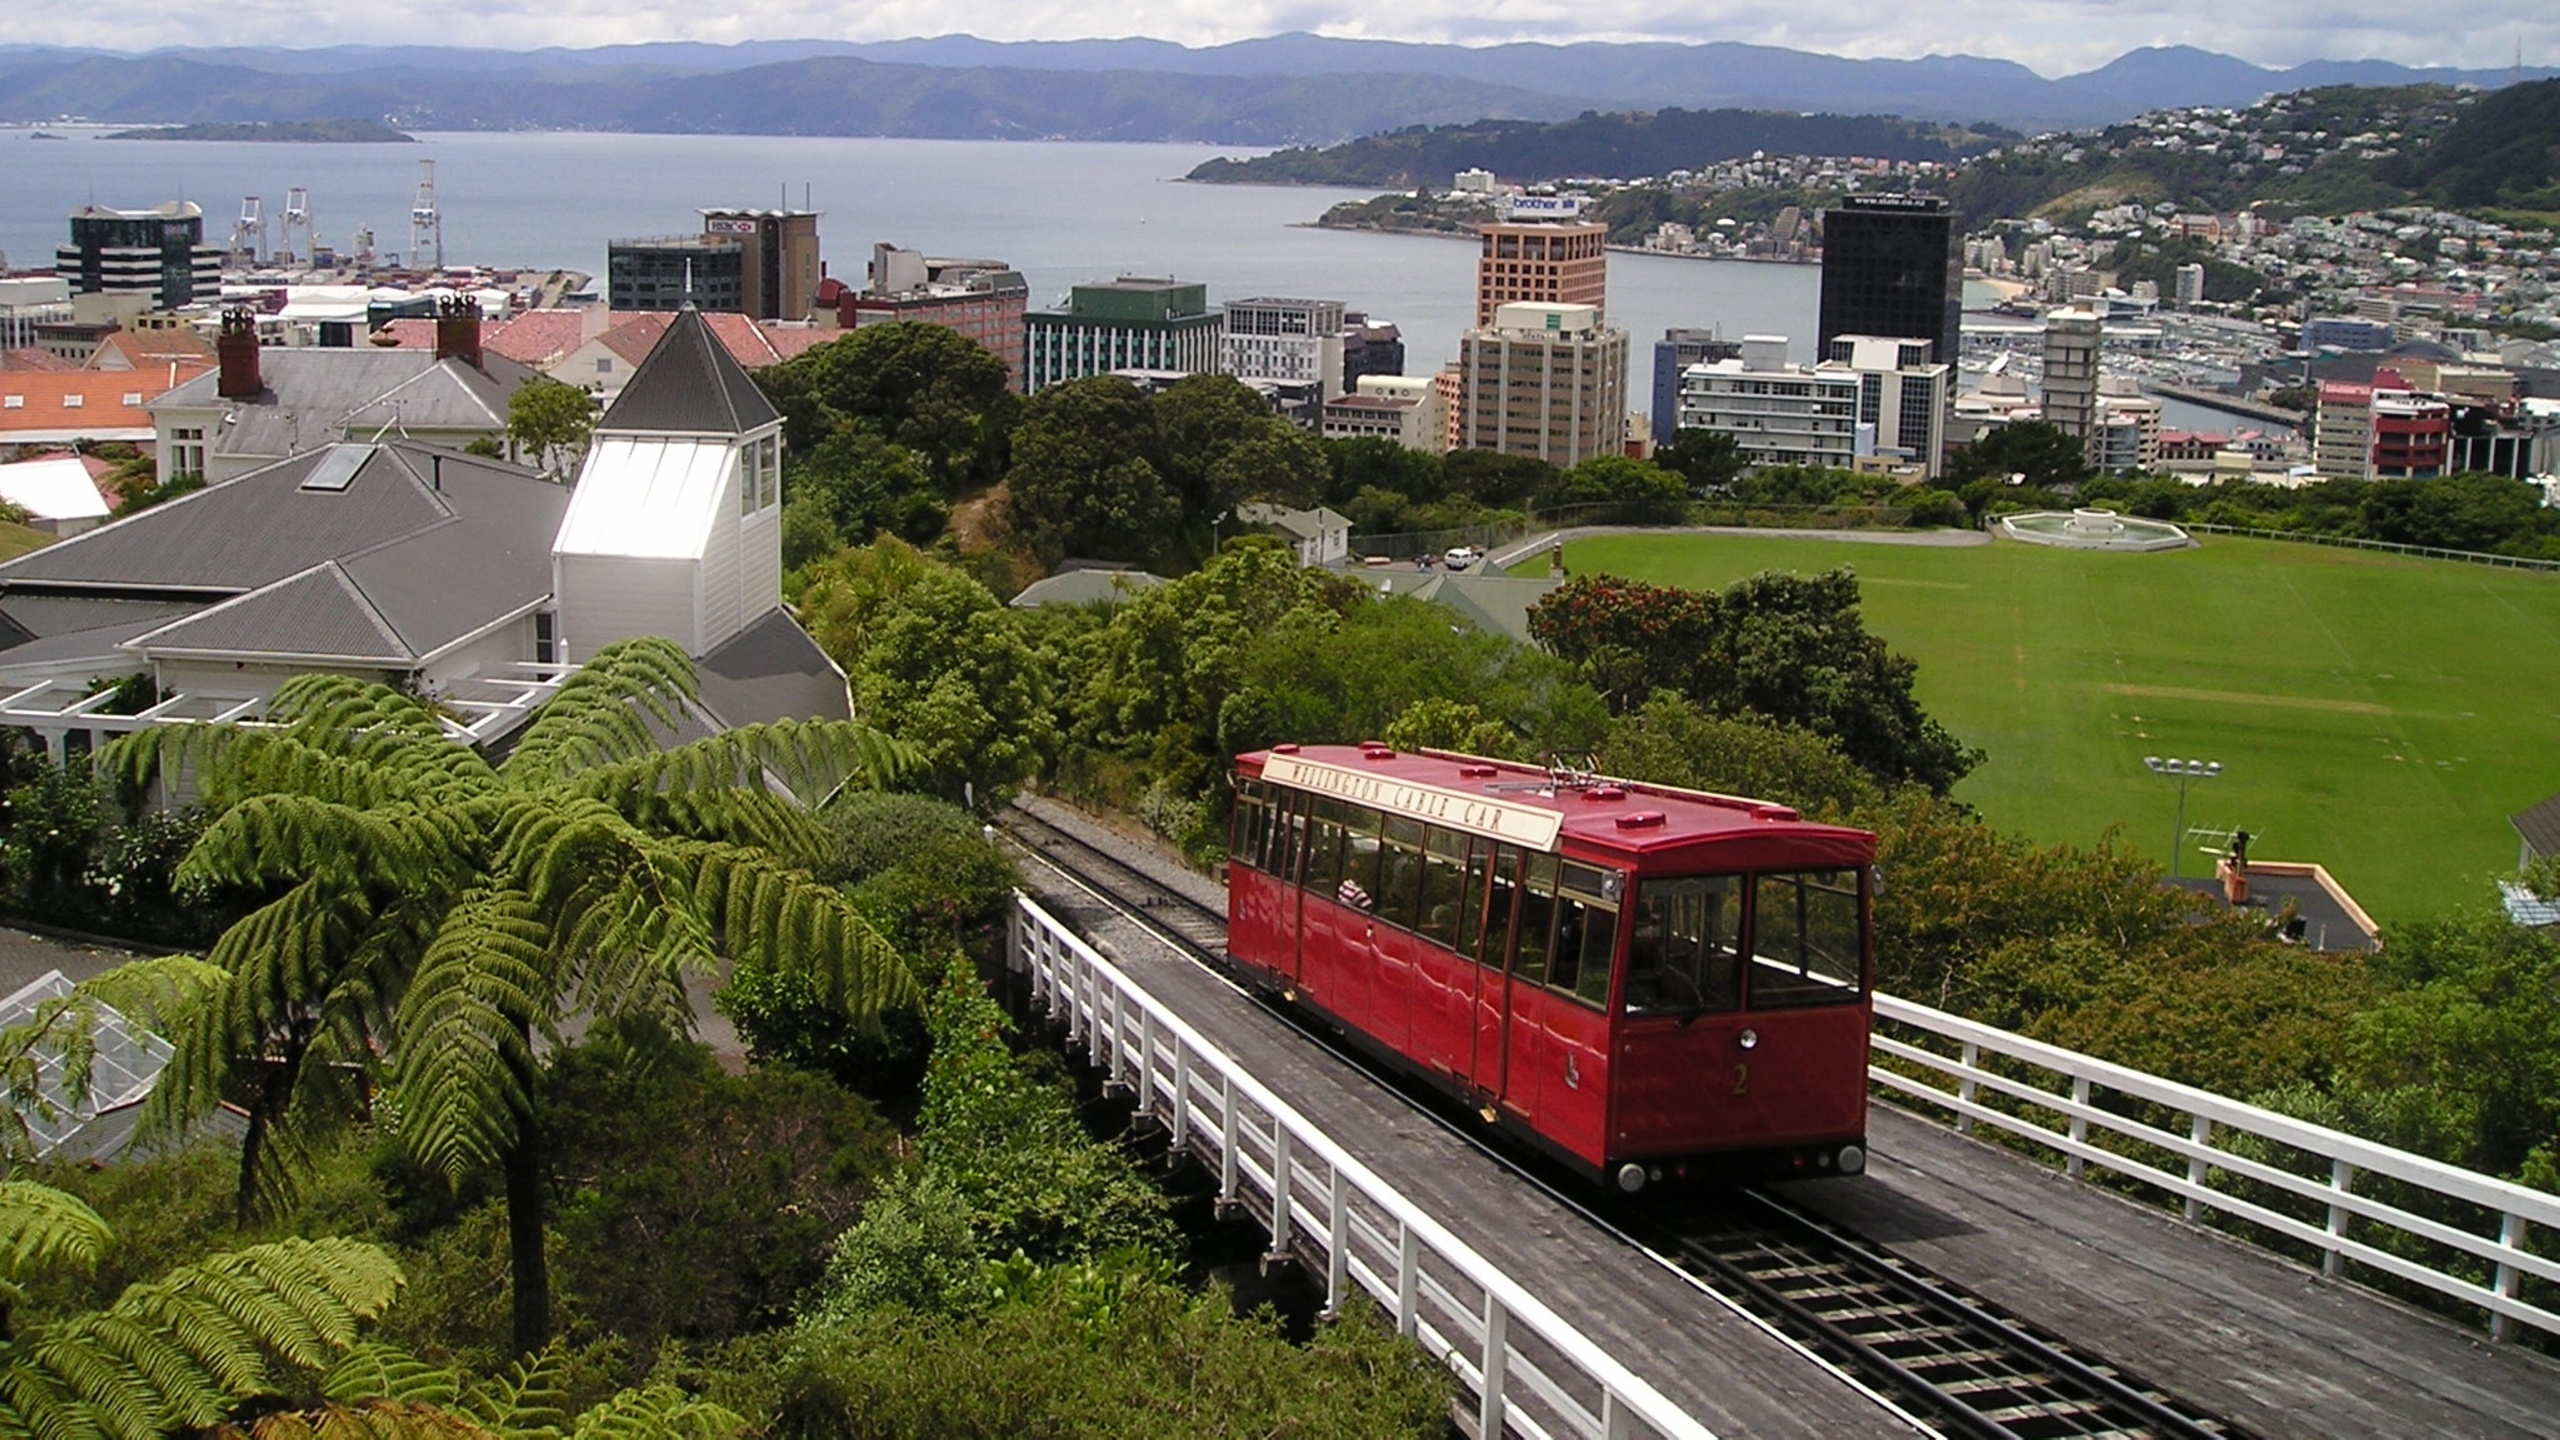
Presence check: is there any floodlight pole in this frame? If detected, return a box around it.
[2143,755,2223,878]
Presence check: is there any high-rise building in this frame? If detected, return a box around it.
[2173,263,2207,309]
[700,209,823,322]
[606,236,746,313]
[1320,375,1445,452]
[55,203,223,310]
[1475,222,1608,326]
[1024,277,1222,394]
[1816,195,1962,366]
[2040,306,2102,450]
[1676,336,1858,471]
[844,244,1030,390]
[1652,328,1745,446]
[1221,297,1346,397]
[1825,335,1950,477]
[1456,302,1627,466]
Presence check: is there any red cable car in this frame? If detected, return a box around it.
[1228,743,1873,1192]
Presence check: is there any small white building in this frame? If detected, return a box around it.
[554,306,786,665]
[1235,502,1352,567]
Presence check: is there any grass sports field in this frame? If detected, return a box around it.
[1558,531,2560,922]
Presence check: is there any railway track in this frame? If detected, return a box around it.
[996,802,2242,1440]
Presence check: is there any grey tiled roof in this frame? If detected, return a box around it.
[150,349,529,460]
[695,608,850,729]
[0,442,569,668]
[2514,793,2560,861]
[133,564,410,663]
[598,307,780,436]
[1009,569,1166,608]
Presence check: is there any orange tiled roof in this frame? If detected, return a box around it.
[598,311,832,371]
[89,328,216,370]
[0,366,211,437]
[483,310,589,368]
[1,348,78,373]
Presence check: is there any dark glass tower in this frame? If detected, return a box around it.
[1816,196,1963,366]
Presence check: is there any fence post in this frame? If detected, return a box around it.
[1479,1294,1510,1440]
[1267,1123,1295,1261]
[1324,1167,1349,1316]
[2185,1114,2213,1221]
[1956,1041,1979,1135]
[1171,1044,1192,1148]
[1218,1074,1239,1210]
[1137,1008,1156,1114]
[2492,1213,2528,1341]
[1396,1221,1420,1340]
[2324,1159,2357,1279]
[2065,1075,2093,1178]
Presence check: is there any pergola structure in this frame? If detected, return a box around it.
[0,659,579,761]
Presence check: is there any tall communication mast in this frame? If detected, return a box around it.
[228,196,265,267]
[281,187,313,266]
[410,160,443,273]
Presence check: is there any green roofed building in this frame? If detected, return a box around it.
[1025,276,1222,394]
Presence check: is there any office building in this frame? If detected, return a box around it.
[1024,277,1222,394]
[844,244,1029,389]
[2313,381,2378,478]
[1652,329,1745,446]
[2303,316,2395,352]
[1675,336,1859,472]
[1475,222,1608,326]
[701,209,823,322]
[2041,305,2102,452]
[1456,302,1628,467]
[2173,263,2207,309]
[54,203,223,310]
[2370,387,2452,479]
[606,235,746,313]
[1340,312,1406,391]
[1320,374,1445,453]
[1221,297,1346,398]
[1826,335,1951,477]
[1816,195,1962,365]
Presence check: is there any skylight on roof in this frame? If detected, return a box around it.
[300,444,375,493]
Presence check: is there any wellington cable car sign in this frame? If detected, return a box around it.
[1261,753,1564,850]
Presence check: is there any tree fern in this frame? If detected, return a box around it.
[124,637,918,1356]
[0,1213,401,1440]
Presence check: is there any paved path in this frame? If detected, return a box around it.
[1487,524,1992,571]
[0,925,141,995]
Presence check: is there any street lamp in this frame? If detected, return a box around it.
[2144,756,2222,878]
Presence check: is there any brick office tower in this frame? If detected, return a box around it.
[1816,195,1963,366]
[1475,221,1608,326]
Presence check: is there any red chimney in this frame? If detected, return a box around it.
[215,307,263,398]
[433,294,484,369]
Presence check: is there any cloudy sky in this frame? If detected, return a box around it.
[3,0,2549,76]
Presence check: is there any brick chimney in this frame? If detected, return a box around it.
[433,294,483,369]
[215,307,263,399]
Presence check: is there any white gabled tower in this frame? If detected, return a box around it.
[551,307,785,663]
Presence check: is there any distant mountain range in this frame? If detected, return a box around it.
[0,35,2550,142]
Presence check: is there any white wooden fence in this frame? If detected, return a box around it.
[1872,993,2560,1344]
[1010,893,1719,1440]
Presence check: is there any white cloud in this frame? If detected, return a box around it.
[2,0,2553,75]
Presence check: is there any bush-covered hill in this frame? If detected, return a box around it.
[2379,77,2560,211]
[1189,107,2012,187]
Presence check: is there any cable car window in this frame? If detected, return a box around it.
[1337,804,1385,912]
[1455,837,1493,958]
[1624,877,1742,1016]
[1376,817,1427,930]
[1420,828,1469,948]
[1302,799,1345,896]
[1513,853,1560,985]
[1748,870,1865,1009]
[1574,901,1618,1008]
[1234,781,1269,872]
[1485,845,1526,969]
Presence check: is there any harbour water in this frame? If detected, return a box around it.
[2,129,1828,370]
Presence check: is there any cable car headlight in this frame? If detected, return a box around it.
[1737,1029,1758,1050]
